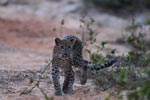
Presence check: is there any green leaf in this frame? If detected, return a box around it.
[80,18,85,23]
[145,18,150,25]
[85,49,91,55]
[90,53,103,63]
[101,41,107,48]
[90,17,95,24]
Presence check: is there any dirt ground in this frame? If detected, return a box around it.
[0,16,124,100]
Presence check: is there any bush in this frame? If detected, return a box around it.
[84,0,150,11]
[79,17,150,99]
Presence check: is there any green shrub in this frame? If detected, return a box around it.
[127,83,150,100]
[80,17,150,100]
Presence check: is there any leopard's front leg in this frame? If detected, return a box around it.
[63,67,74,94]
[51,64,62,96]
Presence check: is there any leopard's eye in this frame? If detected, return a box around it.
[60,45,64,49]
[68,46,71,49]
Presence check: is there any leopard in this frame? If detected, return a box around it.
[51,35,117,96]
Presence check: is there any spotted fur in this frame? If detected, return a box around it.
[51,35,116,96]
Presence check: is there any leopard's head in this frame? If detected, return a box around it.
[54,37,76,60]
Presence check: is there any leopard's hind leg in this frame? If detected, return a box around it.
[80,66,88,85]
[73,59,88,85]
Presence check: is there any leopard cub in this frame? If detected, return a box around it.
[51,35,116,96]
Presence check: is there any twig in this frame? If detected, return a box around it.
[19,60,52,95]
[19,79,39,95]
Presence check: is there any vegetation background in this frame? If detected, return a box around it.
[0,0,149,100]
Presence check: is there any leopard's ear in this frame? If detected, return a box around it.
[70,38,76,45]
[55,38,61,45]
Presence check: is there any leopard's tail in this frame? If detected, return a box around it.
[89,58,117,70]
